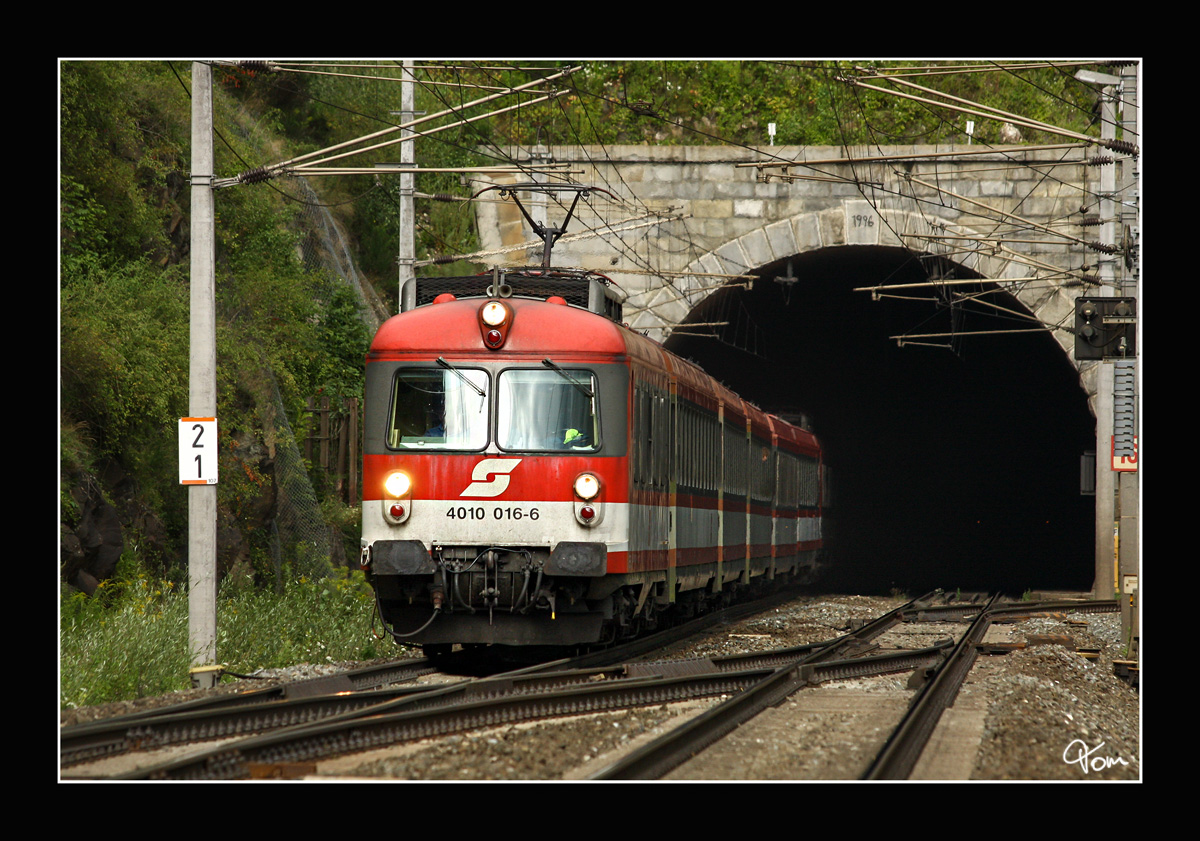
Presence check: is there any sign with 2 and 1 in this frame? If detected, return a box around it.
[178,417,218,485]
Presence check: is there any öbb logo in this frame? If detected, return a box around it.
[460,458,522,497]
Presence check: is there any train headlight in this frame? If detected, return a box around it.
[382,471,413,525]
[573,473,604,526]
[481,301,508,327]
[479,300,513,349]
[384,471,412,498]
[573,473,601,500]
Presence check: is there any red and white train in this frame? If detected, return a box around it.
[361,269,829,652]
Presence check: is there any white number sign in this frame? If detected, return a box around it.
[179,417,218,485]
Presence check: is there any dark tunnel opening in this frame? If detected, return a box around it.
[664,246,1096,596]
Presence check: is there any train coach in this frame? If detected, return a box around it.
[360,268,829,653]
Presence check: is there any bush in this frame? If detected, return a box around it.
[60,565,395,709]
[60,575,191,707]
[61,257,190,458]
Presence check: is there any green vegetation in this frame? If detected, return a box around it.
[479,60,1101,148]
[60,564,402,708]
[60,61,372,587]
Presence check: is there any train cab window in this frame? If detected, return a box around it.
[497,368,599,452]
[387,367,489,450]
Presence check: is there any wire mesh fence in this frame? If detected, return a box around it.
[260,178,379,581]
[264,372,333,582]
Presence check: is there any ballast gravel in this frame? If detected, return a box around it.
[60,593,1141,780]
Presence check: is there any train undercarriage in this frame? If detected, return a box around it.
[367,541,823,652]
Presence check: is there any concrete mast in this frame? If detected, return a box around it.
[188,61,218,684]
[398,60,415,312]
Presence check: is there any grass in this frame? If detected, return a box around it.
[60,568,409,710]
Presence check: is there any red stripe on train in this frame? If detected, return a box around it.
[364,453,630,501]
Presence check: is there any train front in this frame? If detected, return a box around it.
[361,294,630,651]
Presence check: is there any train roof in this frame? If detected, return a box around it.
[369,293,819,453]
[400,268,626,321]
[369,295,629,359]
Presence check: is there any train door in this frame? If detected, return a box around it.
[668,381,678,596]
[715,400,725,593]
[631,370,671,581]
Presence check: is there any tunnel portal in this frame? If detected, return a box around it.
[664,245,1096,595]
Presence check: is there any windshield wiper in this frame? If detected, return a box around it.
[437,357,485,398]
[542,358,594,398]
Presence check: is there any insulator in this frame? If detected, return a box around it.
[237,167,272,185]
[1087,155,1114,167]
[429,193,460,202]
[1105,60,1138,68]
[1086,241,1119,255]
[1079,215,1101,227]
[1102,138,1138,156]
[236,60,276,74]
[1076,275,1100,286]
[433,255,458,264]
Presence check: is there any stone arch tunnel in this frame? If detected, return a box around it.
[663,244,1097,595]
[478,144,1114,596]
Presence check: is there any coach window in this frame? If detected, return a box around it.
[497,368,599,452]
[388,367,489,450]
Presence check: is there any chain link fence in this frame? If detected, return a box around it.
[261,370,333,582]
[260,178,383,581]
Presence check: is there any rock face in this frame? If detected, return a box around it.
[999,122,1023,143]
[60,412,285,594]
[62,486,124,595]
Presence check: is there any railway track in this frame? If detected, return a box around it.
[60,592,1120,781]
[641,593,1120,780]
[59,583,808,772]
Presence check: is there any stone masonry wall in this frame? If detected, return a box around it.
[473,144,1103,396]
